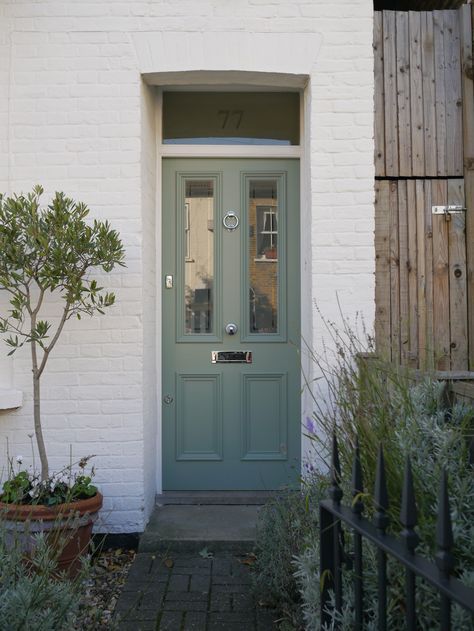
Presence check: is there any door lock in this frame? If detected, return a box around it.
[163,394,174,404]
[225,323,238,336]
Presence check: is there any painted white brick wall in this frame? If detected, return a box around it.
[0,0,374,533]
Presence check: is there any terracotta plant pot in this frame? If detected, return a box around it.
[264,247,277,259]
[0,492,103,576]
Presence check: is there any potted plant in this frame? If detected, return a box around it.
[264,245,277,260]
[0,186,125,573]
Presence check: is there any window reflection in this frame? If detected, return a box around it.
[248,180,278,333]
[184,180,214,334]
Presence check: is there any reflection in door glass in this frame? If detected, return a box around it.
[184,180,214,334]
[248,179,278,334]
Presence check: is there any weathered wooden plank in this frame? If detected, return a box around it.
[443,11,463,176]
[407,180,418,366]
[374,181,391,357]
[416,371,474,382]
[421,12,438,177]
[424,180,435,369]
[389,181,400,363]
[450,381,474,402]
[409,12,425,177]
[432,180,450,369]
[397,12,412,175]
[374,12,385,177]
[416,180,427,368]
[383,12,399,176]
[459,4,474,369]
[398,180,410,361]
[434,11,447,176]
[447,179,468,370]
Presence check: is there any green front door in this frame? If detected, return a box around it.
[162,158,300,490]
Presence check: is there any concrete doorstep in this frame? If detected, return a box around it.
[139,505,261,554]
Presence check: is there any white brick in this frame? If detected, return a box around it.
[0,0,374,535]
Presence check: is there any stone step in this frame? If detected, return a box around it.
[139,505,261,554]
[156,491,275,506]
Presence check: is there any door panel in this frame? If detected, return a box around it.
[162,158,300,490]
[176,374,222,461]
[241,373,287,460]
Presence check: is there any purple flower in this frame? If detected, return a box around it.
[305,416,315,434]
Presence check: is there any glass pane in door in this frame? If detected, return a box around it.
[184,180,214,334]
[248,179,279,334]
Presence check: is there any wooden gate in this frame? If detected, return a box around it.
[374,6,474,370]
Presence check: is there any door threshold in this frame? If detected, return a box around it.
[156,490,278,506]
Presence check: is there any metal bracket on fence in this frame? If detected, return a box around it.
[432,205,466,222]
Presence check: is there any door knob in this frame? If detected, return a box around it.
[225,323,238,336]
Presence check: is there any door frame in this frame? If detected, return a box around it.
[154,81,312,494]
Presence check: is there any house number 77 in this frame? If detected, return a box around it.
[218,110,243,129]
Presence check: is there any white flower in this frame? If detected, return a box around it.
[15,455,23,465]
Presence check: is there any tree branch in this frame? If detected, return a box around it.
[37,302,71,379]
[32,285,45,317]
[0,284,28,300]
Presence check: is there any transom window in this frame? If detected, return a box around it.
[163,92,300,146]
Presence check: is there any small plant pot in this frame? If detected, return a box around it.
[264,247,277,260]
[0,492,103,576]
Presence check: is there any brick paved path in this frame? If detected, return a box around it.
[115,552,277,630]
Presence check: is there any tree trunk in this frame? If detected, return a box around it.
[31,340,49,481]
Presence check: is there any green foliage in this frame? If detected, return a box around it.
[0,185,125,354]
[1,457,97,506]
[252,477,326,628]
[254,316,474,629]
[295,317,474,630]
[0,521,88,630]
[1,471,31,504]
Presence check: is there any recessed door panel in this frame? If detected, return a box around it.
[241,373,287,460]
[162,158,300,490]
[176,374,222,461]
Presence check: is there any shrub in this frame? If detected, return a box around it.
[0,518,89,630]
[252,476,326,628]
[295,318,474,630]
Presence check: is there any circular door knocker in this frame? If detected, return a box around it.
[223,211,239,231]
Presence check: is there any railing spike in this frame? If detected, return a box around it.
[329,430,343,504]
[374,443,389,532]
[351,437,364,515]
[435,469,455,576]
[400,456,419,553]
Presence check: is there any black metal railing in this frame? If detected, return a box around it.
[319,434,474,630]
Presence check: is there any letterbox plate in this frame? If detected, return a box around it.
[211,351,252,364]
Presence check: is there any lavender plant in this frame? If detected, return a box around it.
[294,317,474,630]
[0,517,90,630]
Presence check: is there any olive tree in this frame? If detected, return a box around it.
[0,186,125,481]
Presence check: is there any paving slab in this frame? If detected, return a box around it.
[115,552,279,630]
[116,501,277,629]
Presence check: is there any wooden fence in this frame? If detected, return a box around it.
[374,7,474,371]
